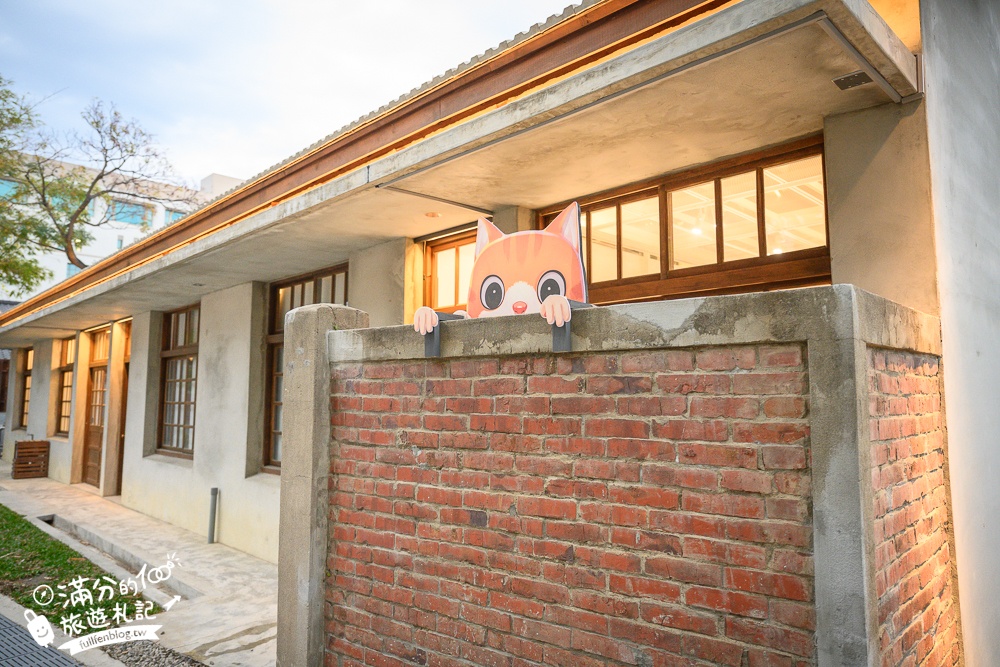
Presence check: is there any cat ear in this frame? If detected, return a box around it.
[543,202,582,254]
[475,217,505,258]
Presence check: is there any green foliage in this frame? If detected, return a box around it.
[0,74,194,297]
[0,503,158,631]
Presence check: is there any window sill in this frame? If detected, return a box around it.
[260,465,281,476]
[144,452,194,469]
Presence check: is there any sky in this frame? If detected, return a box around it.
[0,0,577,189]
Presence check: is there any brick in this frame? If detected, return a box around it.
[732,372,807,395]
[639,602,718,636]
[725,568,812,602]
[682,634,746,666]
[646,556,723,586]
[759,345,803,368]
[516,496,577,520]
[691,396,760,418]
[735,422,810,445]
[686,586,768,618]
[721,469,773,494]
[587,375,653,395]
[682,491,765,519]
[762,445,809,470]
[725,617,814,657]
[620,350,694,373]
[608,485,680,509]
[678,443,758,468]
[585,418,649,438]
[763,396,808,418]
[550,396,614,414]
[653,419,728,442]
[657,373,732,394]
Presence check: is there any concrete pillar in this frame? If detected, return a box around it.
[101,320,129,496]
[69,333,91,485]
[348,238,411,327]
[493,205,534,234]
[825,100,938,316]
[277,304,369,667]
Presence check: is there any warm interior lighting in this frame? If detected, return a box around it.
[425,212,442,218]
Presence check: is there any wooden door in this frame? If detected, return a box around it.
[83,366,106,487]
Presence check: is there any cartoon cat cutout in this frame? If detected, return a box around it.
[413,202,588,335]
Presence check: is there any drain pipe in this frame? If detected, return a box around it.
[208,487,219,544]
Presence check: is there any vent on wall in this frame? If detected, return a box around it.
[833,70,874,90]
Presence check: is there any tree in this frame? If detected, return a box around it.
[0,75,196,296]
[0,76,47,295]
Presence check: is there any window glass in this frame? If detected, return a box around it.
[589,207,617,283]
[721,172,759,262]
[621,196,660,279]
[334,273,346,305]
[670,182,717,269]
[435,247,457,309]
[165,209,185,224]
[109,201,150,225]
[764,155,826,255]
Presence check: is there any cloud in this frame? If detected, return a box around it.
[1,0,576,184]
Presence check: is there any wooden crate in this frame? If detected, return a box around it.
[12,440,50,479]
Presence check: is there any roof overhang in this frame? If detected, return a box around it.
[0,0,918,346]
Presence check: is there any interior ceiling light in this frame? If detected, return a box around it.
[425,212,442,218]
[833,70,874,91]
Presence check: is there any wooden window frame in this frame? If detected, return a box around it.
[539,135,830,305]
[55,337,76,436]
[158,306,199,457]
[424,230,477,314]
[0,357,8,414]
[18,348,32,429]
[264,264,349,471]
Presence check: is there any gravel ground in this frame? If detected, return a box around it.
[102,640,206,666]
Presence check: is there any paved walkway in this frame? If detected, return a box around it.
[0,462,277,666]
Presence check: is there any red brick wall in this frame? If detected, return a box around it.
[327,344,816,667]
[868,349,960,667]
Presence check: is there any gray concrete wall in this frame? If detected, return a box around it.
[120,283,281,563]
[348,237,417,327]
[921,1,1000,664]
[826,100,939,316]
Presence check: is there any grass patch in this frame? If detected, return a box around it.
[0,502,159,635]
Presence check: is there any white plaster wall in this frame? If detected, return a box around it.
[120,283,280,563]
[826,100,939,316]
[921,1,1000,664]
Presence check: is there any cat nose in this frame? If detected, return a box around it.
[513,301,527,314]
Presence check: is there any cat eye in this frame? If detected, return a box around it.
[536,270,566,303]
[480,275,505,310]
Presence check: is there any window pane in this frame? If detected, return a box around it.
[334,273,346,305]
[276,287,291,331]
[303,280,314,307]
[721,172,759,262]
[589,207,617,283]
[26,349,33,371]
[764,155,826,255]
[435,247,456,308]
[620,197,660,279]
[320,276,333,303]
[670,182,717,269]
[188,308,199,345]
[580,221,590,280]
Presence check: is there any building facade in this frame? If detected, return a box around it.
[1,0,997,664]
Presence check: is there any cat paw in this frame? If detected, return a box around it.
[540,295,571,327]
[413,306,439,335]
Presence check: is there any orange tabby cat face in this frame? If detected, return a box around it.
[466,203,587,319]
